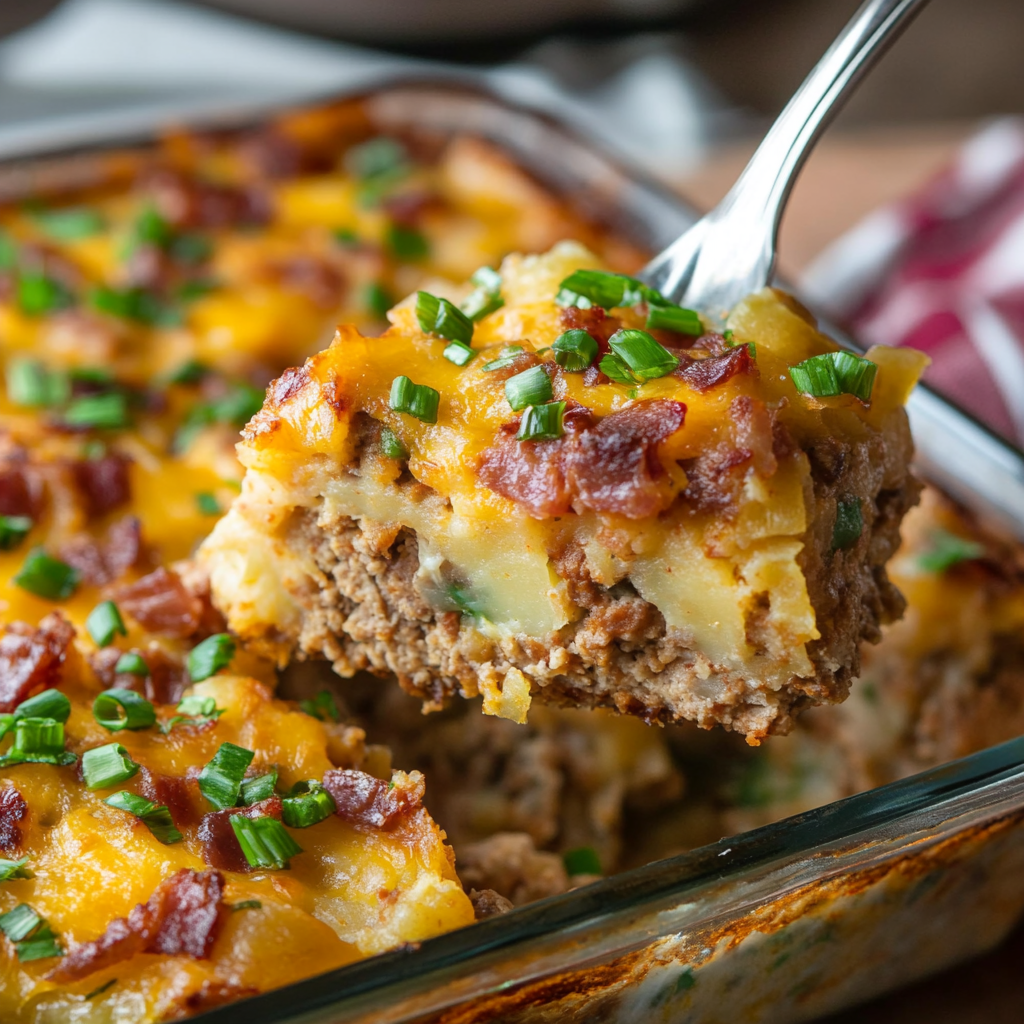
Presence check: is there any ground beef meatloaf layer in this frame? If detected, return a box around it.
[201,243,926,742]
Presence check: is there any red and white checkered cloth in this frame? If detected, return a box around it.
[801,119,1024,447]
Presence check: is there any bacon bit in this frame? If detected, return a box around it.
[483,350,540,383]
[0,787,27,852]
[476,433,572,518]
[47,869,228,983]
[60,516,143,587]
[0,613,75,713]
[730,395,777,478]
[142,647,190,706]
[565,400,686,518]
[69,452,132,519]
[582,365,608,387]
[139,769,202,829]
[199,797,283,873]
[265,255,345,309]
[110,568,203,639]
[0,463,41,519]
[147,169,270,230]
[241,127,336,179]
[269,365,310,406]
[558,305,620,355]
[678,345,756,394]
[382,191,441,227]
[680,445,752,513]
[322,769,425,832]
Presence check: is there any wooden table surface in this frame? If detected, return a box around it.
[676,123,1024,1023]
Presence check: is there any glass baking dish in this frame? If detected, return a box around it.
[6,79,1024,1023]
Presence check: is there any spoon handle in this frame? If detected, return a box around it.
[641,0,930,315]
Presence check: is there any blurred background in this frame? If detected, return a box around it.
[0,1,1021,1019]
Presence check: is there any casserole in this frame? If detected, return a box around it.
[0,80,1022,1022]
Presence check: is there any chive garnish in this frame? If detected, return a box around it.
[552,329,598,372]
[563,846,602,876]
[608,329,679,381]
[166,359,209,386]
[114,652,149,677]
[365,282,392,319]
[195,492,221,516]
[333,227,360,247]
[85,600,127,647]
[231,900,262,912]
[187,633,235,683]
[82,743,139,789]
[199,742,254,810]
[15,689,70,724]
[415,291,473,346]
[832,499,863,552]
[0,904,63,961]
[159,693,224,734]
[555,269,648,309]
[598,353,635,386]
[645,304,702,335]
[230,815,302,870]
[62,393,129,430]
[239,770,278,807]
[85,978,117,1000]
[174,381,264,452]
[516,402,566,441]
[282,780,336,828]
[482,346,525,372]
[89,285,182,328]
[385,224,429,261]
[168,233,212,266]
[298,690,340,723]
[6,358,68,408]
[32,207,105,241]
[104,791,183,844]
[17,274,74,316]
[789,351,877,402]
[93,689,156,732]
[0,718,76,768]
[0,857,31,882]
[13,549,80,601]
[459,266,504,322]
[389,376,439,424]
[917,529,985,573]
[344,137,407,182]
[505,365,552,412]
[379,427,407,461]
[442,341,475,366]
[0,516,32,551]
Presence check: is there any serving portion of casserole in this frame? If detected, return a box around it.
[201,243,926,742]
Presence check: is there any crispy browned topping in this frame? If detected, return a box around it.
[322,769,424,832]
[0,612,75,713]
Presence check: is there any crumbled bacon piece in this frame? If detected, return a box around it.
[139,769,202,829]
[198,797,282,873]
[382,190,441,227]
[322,769,425,832]
[70,452,132,518]
[582,365,608,387]
[477,433,573,518]
[147,169,270,230]
[680,446,752,513]
[88,643,188,704]
[241,127,336,179]
[730,395,777,478]
[266,255,345,308]
[0,463,40,519]
[47,869,227,983]
[0,613,75,713]
[558,305,620,355]
[565,400,686,518]
[60,516,143,586]
[677,345,756,393]
[110,568,203,639]
[0,787,27,852]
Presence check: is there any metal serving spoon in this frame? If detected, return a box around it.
[638,0,931,317]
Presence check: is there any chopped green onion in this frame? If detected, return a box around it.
[386,224,429,261]
[85,600,127,647]
[85,979,117,1000]
[230,815,302,870]
[333,227,360,247]
[917,529,985,573]
[104,791,182,844]
[33,207,105,240]
[159,693,224,734]
[62,393,129,430]
[608,329,679,381]
[789,351,878,402]
[344,138,407,182]
[93,689,156,732]
[0,231,17,270]
[597,353,635,386]
[505,365,552,412]
[516,402,566,441]
[555,269,648,310]
[82,743,139,789]
[445,583,484,619]
[0,717,76,768]
[168,233,212,266]
[552,329,598,372]
[389,376,439,424]
[17,274,74,316]
[89,285,182,328]
[563,846,602,876]
[469,266,501,292]
[14,689,70,724]
[481,346,525,371]
[365,282,392,319]
[187,633,236,682]
[298,690,340,723]
[0,716,13,743]
[379,427,407,460]
[442,341,475,366]
[832,499,863,552]
[282,780,336,828]
[198,742,254,810]
[0,904,62,962]
[6,358,68,408]
[176,278,218,302]
[645,304,702,335]
[231,900,262,911]
[13,549,80,601]
[415,291,474,346]
[459,266,504,321]
[129,206,173,249]
[240,770,278,807]
[0,857,31,882]
[114,652,149,677]
[195,492,221,516]
[166,359,209,386]
[0,516,32,552]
